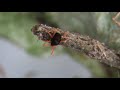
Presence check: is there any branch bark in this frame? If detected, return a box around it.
[31,24,120,69]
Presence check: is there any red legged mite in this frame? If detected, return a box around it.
[31,24,69,56]
[51,33,61,46]
[43,30,69,56]
[50,32,62,55]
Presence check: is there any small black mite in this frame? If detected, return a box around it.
[31,24,69,55]
[51,33,61,46]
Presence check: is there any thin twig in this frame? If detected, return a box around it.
[112,12,120,26]
[31,24,120,69]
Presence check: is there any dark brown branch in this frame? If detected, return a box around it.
[31,24,120,69]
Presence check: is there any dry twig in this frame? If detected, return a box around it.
[112,12,120,26]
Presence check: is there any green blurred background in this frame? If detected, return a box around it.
[0,12,120,78]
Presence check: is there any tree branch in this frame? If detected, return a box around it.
[31,24,120,69]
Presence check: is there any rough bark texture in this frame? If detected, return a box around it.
[31,24,120,69]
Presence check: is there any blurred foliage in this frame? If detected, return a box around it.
[0,12,59,56]
[0,12,120,78]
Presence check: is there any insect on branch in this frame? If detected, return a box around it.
[31,24,120,69]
